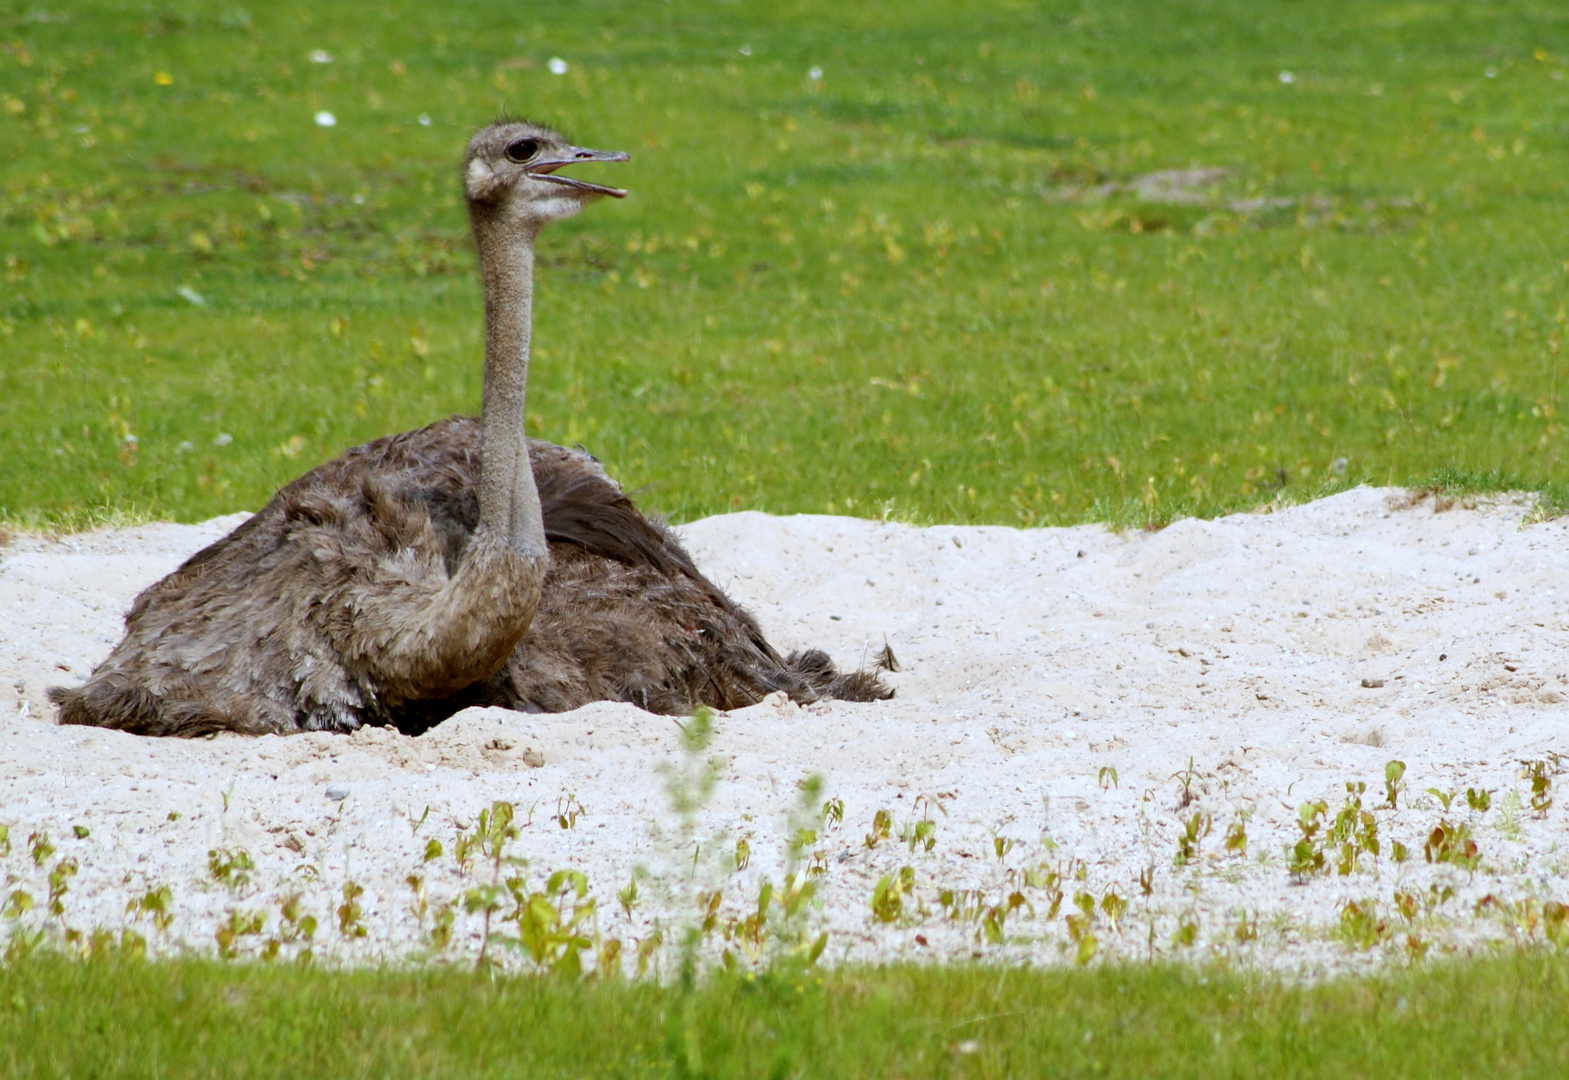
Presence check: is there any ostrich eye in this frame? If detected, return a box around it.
[504,139,540,164]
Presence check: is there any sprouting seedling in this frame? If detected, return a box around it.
[215,909,265,960]
[992,834,1016,861]
[1424,820,1479,875]
[1174,811,1210,866]
[1383,760,1406,809]
[1393,889,1419,924]
[900,794,945,853]
[733,836,751,873]
[409,805,432,836]
[1523,760,1554,817]
[1171,758,1199,809]
[870,866,915,924]
[337,880,367,938]
[1172,916,1198,948]
[71,825,89,839]
[3,889,34,920]
[29,831,54,867]
[1465,787,1492,813]
[221,780,237,813]
[0,824,9,857]
[1138,866,1154,897]
[1391,840,1409,863]
[422,838,443,863]
[554,793,586,830]
[127,885,175,933]
[1337,899,1390,950]
[822,798,844,829]
[1100,889,1125,931]
[207,847,254,892]
[46,856,77,919]
[1424,787,1458,813]
[1290,801,1329,880]
[1098,766,1119,791]
[618,876,640,918]
[1233,910,1257,943]
[1223,811,1249,856]
[864,809,892,850]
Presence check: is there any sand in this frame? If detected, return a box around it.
[1,487,1566,974]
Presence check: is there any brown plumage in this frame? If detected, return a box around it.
[49,121,890,738]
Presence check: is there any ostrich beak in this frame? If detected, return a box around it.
[528,146,630,198]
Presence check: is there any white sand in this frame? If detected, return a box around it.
[1,487,1565,974]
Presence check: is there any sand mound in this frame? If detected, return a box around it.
[1,488,1565,973]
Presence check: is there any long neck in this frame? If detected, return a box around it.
[471,211,546,560]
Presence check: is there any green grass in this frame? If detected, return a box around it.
[4,952,1569,1078]
[3,0,1568,530]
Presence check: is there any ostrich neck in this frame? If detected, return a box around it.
[472,213,545,560]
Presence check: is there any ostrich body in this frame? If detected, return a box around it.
[49,122,890,737]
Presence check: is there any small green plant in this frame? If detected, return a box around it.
[4,889,35,920]
[422,838,443,863]
[510,869,597,978]
[1393,889,1420,924]
[617,876,640,918]
[71,825,89,840]
[214,909,265,960]
[899,795,944,854]
[45,856,78,919]
[337,880,367,939]
[1383,760,1406,809]
[1337,899,1391,950]
[1424,787,1458,813]
[259,893,318,965]
[1289,801,1329,880]
[1065,893,1097,963]
[822,798,844,828]
[29,831,54,868]
[554,793,586,830]
[0,824,9,857]
[1175,811,1210,866]
[864,809,892,850]
[1100,889,1126,932]
[1523,760,1554,817]
[1545,900,1569,948]
[732,837,751,872]
[1171,916,1198,949]
[1171,758,1199,809]
[126,886,175,934]
[206,847,254,892]
[870,866,916,924]
[1329,783,1379,876]
[1391,840,1409,863]
[1424,820,1479,874]
[1465,787,1492,813]
[1233,910,1257,943]
[1098,766,1119,791]
[1223,811,1249,857]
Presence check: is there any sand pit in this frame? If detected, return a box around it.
[1,487,1566,973]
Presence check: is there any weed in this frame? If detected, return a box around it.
[1391,841,1410,863]
[1171,758,1199,809]
[1098,766,1119,791]
[1289,801,1329,880]
[4,890,35,920]
[206,848,254,892]
[870,866,916,925]
[1100,890,1126,932]
[617,877,640,918]
[900,795,944,854]
[1545,901,1569,948]
[509,869,597,978]
[1523,760,1554,817]
[1465,788,1492,813]
[864,809,893,850]
[1383,760,1406,809]
[29,832,54,868]
[1336,900,1391,950]
[337,881,367,939]
[260,893,318,965]
[71,825,89,840]
[991,834,1015,861]
[822,798,844,829]
[1424,820,1480,875]
[0,824,8,857]
[1233,910,1258,943]
[1329,783,1379,876]
[215,909,265,960]
[1065,893,1097,963]
[422,838,443,863]
[732,837,750,873]
[1175,811,1211,866]
[1223,810,1249,857]
[127,886,175,934]
[1171,916,1198,949]
[45,857,77,920]
[553,793,586,830]
[1424,788,1458,813]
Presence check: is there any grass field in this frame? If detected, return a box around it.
[3,0,1568,530]
[2,952,1568,1079]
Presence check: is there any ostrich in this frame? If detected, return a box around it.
[50,121,891,737]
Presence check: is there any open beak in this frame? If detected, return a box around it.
[528,146,630,198]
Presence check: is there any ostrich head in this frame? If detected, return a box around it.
[463,120,629,227]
